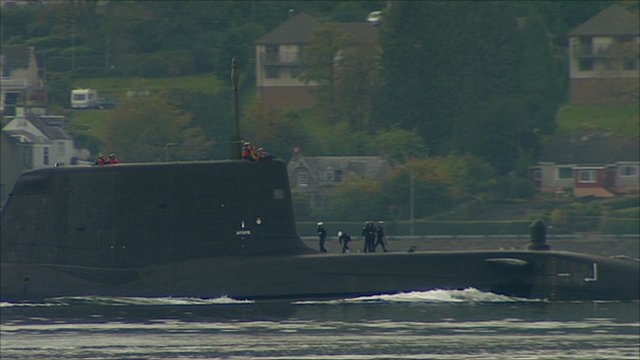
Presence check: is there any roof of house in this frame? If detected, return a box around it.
[0,46,32,68]
[540,132,639,164]
[255,12,321,44]
[255,12,379,45]
[568,4,639,36]
[288,155,391,182]
[2,129,45,144]
[27,115,73,141]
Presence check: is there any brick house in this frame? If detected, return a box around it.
[254,12,379,109]
[1,108,77,206]
[567,4,639,104]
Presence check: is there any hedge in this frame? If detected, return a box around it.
[600,218,640,234]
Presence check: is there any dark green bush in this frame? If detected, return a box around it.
[600,218,640,234]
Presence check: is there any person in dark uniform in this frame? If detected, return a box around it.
[338,230,351,253]
[361,221,376,252]
[374,221,388,252]
[317,222,327,252]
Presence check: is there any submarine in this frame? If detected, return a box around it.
[1,160,638,301]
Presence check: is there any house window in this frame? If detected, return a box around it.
[619,166,638,177]
[532,169,541,181]
[324,168,334,183]
[266,45,278,58]
[297,171,309,187]
[578,170,596,183]
[266,67,279,79]
[290,68,298,78]
[334,170,343,183]
[578,59,594,71]
[556,167,573,179]
[43,147,49,165]
[22,147,33,167]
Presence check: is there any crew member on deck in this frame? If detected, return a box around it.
[242,142,256,161]
[317,222,327,252]
[94,153,106,166]
[106,153,119,165]
[362,221,376,252]
[256,147,274,161]
[374,221,388,252]
[338,230,351,253]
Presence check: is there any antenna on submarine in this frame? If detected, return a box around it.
[231,57,241,159]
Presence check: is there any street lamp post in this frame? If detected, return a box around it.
[410,171,415,237]
[230,57,241,159]
[164,143,180,162]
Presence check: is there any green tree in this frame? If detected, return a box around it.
[102,92,214,162]
[334,43,381,131]
[375,1,562,174]
[170,89,233,159]
[241,101,308,161]
[372,128,427,164]
[381,158,460,220]
[324,173,384,221]
[301,23,348,123]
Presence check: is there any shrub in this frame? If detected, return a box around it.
[600,218,640,234]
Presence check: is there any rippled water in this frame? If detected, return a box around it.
[2,289,638,359]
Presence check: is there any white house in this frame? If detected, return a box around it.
[1,108,77,206]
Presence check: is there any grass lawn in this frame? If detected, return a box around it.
[68,74,229,146]
[555,103,639,137]
[72,74,224,100]
[67,110,110,141]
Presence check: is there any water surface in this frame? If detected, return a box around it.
[2,289,638,359]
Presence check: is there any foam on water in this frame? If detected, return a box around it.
[295,288,545,305]
[1,295,253,308]
[1,289,544,308]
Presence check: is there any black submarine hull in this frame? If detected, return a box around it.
[2,250,638,301]
[1,161,638,301]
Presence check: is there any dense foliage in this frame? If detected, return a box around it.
[375,1,564,175]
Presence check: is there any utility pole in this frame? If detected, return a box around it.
[71,19,76,74]
[230,57,241,159]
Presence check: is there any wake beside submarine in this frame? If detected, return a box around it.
[1,160,638,301]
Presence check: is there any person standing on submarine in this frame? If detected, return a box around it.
[374,221,388,252]
[361,221,376,252]
[338,230,351,253]
[317,222,328,252]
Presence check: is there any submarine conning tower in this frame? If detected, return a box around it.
[1,160,313,268]
[528,219,551,251]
